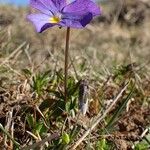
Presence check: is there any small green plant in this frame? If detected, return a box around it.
[134,134,150,150]
[26,114,48,138]
[134,142,150,150]
[61,132,70,145]
[32,71,51,96]
[96,138,113,150]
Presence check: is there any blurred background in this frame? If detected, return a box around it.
[0,0,29,6]
[0,0,150,77]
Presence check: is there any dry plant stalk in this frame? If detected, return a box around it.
[22,133,59,150]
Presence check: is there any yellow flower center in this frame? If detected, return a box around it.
[49,16,61,23]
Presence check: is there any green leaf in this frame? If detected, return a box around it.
[96,138,112,150]
[32,71,51,95]
[134,143,149,150]
[65,101,70,112]
[70,97,77,110]
[26,114,35,129]
[35,122,43,134]
[62,132,70,145]
[39,123,48,135]
[22,68,32,77]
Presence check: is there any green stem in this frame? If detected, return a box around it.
[64,27,70,102]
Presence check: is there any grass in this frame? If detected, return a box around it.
[0,1,150,150]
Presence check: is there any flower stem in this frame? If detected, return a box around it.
[64,27,70,102]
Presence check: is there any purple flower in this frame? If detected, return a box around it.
[27,0,101,33]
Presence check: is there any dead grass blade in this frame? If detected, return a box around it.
[22,132,60,150]
[0,41,26,67]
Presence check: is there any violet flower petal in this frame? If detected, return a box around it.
[30,0,57,15]
[60,13,93,28]
[51,0,67,11]
[27,13,55,32]
[62,0,101,16]
[28,0,101,32]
